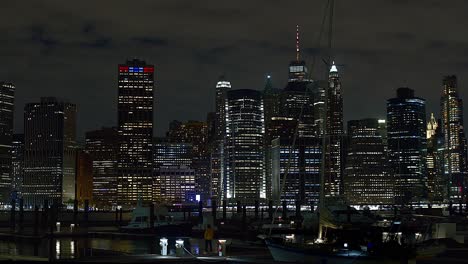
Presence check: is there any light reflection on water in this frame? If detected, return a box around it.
[0,237,203,260]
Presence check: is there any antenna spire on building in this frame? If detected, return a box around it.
[296,25,300,61]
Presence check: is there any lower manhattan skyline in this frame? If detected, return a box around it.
[1,0,468,263]
[2,0,468,139]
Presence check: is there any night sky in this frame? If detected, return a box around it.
[2,0,468,139]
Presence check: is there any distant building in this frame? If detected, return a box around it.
[271,137,321,205]
[387,88,427,205]
[0,82,15,204]
[75,150,93,206]
[117,59,154,207]
[167,120,210,202]
[263,75,282,200]
[224,89,265,202]
[426,114,446,203]
[22,97,77,207]
[10,134,24,199]
[325,62,344,197]
[440,75,467,203]
[85,127,118,208]
[153,138,194,203]
[344,118,393,205]
[211,76,231,201]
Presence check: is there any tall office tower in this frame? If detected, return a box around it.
[22,97,77,207]
[75,150,93,206]
[387,88,427,205]
[10,134,24,199]
[215,76,231,139]
[117,59,154,206]
[153,138,195,203]
[263,75,282,200]
[313,80,327,136]
[271,137,321,205]
[325,62,344,197]
[224,89,265,202]
[211,76,231,201]
[344,119,393,205]
[440,75,467,203]
[167,120,211,201]
[0,82,15,204]
[280,27,314,138]
[85,127,118,208]
[426,114,446,203]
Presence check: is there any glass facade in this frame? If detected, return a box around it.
[224,89,265,202]
[387,88,427,205]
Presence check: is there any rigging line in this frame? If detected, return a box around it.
[270,0,332,233]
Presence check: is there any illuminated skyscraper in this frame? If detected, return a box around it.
[117,59,154,206]
[344,118,393,205]
[263,75,281,200]
[271,137,321,205]
[224,89,265,201]
[440,75,468,203]
[22,97,77,207]
[387,88,427,204]
[0,82,15,204]
[426,114,445,203]
[153,138,195,203]
[211,76,231,201]
[167,120,211,202]
[85,127,118,208]
[325,62,344,197]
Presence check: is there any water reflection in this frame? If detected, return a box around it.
[0,237,203,260]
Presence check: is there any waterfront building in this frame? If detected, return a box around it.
[0,82,15,204]
[224,89,265,202]
[75,150,93,206]
[22,97,77,207]
[167,120,210,202]
[85,127,118,208]
[344,118,393,205]
[153,138,194,203]
[387,88,427,204]
[271,137,322,205]
[117,59,154,206]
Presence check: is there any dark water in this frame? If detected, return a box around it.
[0,237,203,260]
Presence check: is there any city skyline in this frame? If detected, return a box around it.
[2,1,468,139]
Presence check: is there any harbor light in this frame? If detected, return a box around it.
[70,223,75,232]
[56,222,61,232]
[344,243,348,248]
[159,237,168,256]
[175,239,184,257]
[218,239,227,257]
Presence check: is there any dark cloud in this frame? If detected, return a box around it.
[1,0,468,139]
[132,37,168,47]
[29,25,60,50]
[80,37,112,49]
